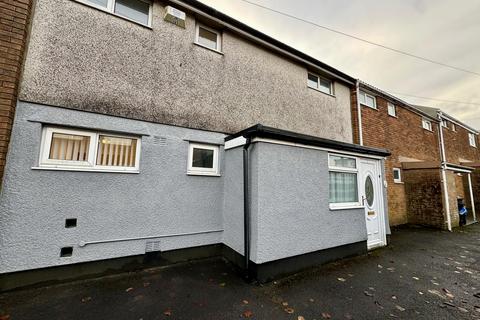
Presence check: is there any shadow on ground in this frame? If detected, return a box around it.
[1,224,480,319]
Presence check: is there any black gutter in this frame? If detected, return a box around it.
[226,124,391,157]
[243,137,252,278]
[170,0,355,84]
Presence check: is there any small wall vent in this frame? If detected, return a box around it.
[145,240,161,252]
[152,136,167,146]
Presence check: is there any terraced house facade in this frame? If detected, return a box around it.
[0,0,391,290]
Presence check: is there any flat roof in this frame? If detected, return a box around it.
[226,124,391,157]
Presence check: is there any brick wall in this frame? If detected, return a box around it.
[442,122,480,165]
[0,0,32,188]
[352,89,441,225]
[404,168,446,229]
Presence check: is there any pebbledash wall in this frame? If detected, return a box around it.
[19,0,354,142]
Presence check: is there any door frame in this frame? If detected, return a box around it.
[359,158,387,250]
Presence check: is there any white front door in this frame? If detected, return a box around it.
[359,159,386,249]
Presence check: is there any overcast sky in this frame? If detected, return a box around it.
[199,0,480,129]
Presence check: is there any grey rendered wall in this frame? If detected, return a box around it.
[0,102,226,273]
[222,147,244,254]
[250,142,367,264]
[19,0,353,142]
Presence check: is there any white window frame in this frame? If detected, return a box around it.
[187,143,220,176]
[38,126,141,172]
[328,154,361,209]
[393,168,402,183]
[387,102,396,117]
[195,23,223,53]
[451,123,456,131]
[422,118,433,131]
[75,0,153,27]
[469,133,477,148]
[441,120,448,128]
[359,91,377,109]
[307,72,334,96]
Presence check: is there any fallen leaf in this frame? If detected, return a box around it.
[242,300,249,305]
[364,291,374,297]
[298,316,305,320]
[457,307,468,313]
[309,298,315,302]
[219,283,226,287]
[321,312,331,319]
[163,309,172,316]
[395,305,405,312]
[282,302,289,306]
[284,307,295,314]
[391,295,397,300]
[81,296,92,303]
[412,277,420,281]
[337,277,346,282]
[125,287,134,292]
[242,310,253,318]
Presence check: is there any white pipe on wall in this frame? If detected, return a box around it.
[438,113,452,231]
[356,80,363,146]
[468,173,477,222]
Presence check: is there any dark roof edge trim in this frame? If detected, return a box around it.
[169,0,355,85]
[226,124,391,157]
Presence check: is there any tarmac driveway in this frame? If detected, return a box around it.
[1,224,480,320]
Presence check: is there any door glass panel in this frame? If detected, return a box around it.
[365,175,374,207]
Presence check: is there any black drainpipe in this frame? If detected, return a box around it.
[243,137,252,279]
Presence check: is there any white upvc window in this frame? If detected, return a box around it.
[441,120,448,128]
[387,102,396,117]
[359,91,377,109]
[422,118,433,131]
[307,72,333,95]
[195,23,222,52]
[39,127,141,172]
[76,0,152,27]
[451,123,456,131]
[469,133,477,147]
[187,143,220,176]
[393,168,402,183]
[328,154,360,208]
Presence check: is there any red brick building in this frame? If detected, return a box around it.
[352,82,479,229]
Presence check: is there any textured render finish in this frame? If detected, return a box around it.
[0,102,226,273]
[222,147,244,254]
[250,142,367,264]
[352,90,441,226]
[19,0,353,142]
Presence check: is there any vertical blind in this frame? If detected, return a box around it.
[49,133,90,161]
[96,135,137,167]
[329,172,358,203]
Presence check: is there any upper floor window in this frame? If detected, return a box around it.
[307,73,333,95]
[387,102,396,117]
[39,127,141,172]
[422,118,432,131]
[195,24,222,52]
[469,133,477,147]
[77,0,152,26]
[359,91,377,109]
[441,120,448,128]
[452,123,456,131]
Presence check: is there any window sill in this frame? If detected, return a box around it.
[187,171,221,177]
[193,42,224,55]
[329,204,365,211]
[32,166,139,174]
[307,85,335,98]
[388,114,397,118]
[393,181,404,184]
[73,0,152,29]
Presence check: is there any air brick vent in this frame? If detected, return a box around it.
[152,136,167,146]
[145,240,161,252]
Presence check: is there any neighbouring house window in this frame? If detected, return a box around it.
[393,168,402,183]
[452,123,456,131]
[307,73,333,95]
[187,143,220,175]
[442,120,448,128]
[387,102,396,117]
[39,127,141,171]
[76,0,152,26]
[359,91,377,109]
[195,24,222,52]
[422,119,432,131]
[469,133,477,147]
[329,154,359,207]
